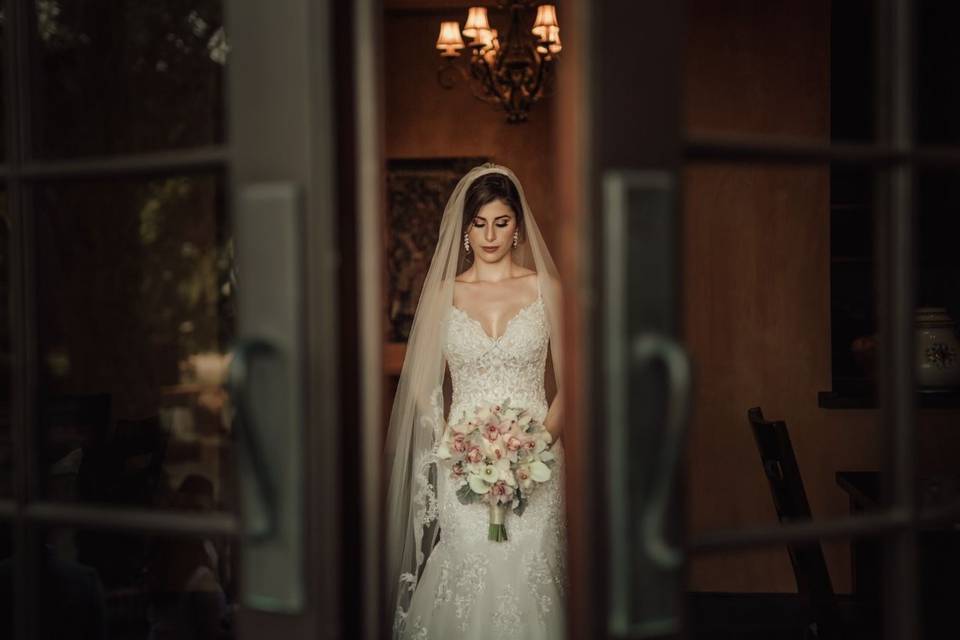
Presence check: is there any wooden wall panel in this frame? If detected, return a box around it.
[682,0,883,593]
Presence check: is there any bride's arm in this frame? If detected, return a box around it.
[544,391,563,443]
[542,272,564,443]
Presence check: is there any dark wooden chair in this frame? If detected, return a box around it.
[747,406,842,639]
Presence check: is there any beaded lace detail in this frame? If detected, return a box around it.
[394,290,568,639]
[445,294,549,425]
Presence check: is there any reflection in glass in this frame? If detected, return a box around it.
[27,526,234,639]
[33,174,236,512]
[29,1,226,159]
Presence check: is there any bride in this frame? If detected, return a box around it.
[384,163,567,639]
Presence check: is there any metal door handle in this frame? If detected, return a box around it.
[633,333,692,570]
[226,337,281,542]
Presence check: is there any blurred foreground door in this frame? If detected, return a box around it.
[566,2,954,640]
[557,3,690,639]
[1,0,364,639]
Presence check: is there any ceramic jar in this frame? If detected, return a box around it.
[916,307,960,390]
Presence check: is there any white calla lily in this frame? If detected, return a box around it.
[469,474,490,494]
[480,464,498,484]
[530,460,552,482]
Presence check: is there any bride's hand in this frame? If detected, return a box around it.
[546,426,561,447]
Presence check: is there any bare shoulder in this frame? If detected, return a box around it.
[514,269,539,298]
[540,271,563,299]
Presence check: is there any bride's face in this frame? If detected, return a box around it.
[467,199,518,264]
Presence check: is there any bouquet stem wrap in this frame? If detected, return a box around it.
[488,503,508,542]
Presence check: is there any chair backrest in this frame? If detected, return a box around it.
[747,406,835,602]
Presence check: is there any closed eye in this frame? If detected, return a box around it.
[472,216,512,228]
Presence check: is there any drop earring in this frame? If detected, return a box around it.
[464,232,471,253]
[512,230,519,248]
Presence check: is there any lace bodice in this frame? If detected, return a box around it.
[444,293,550,425]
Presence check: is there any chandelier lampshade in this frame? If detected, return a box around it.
[436,21,466,57]
[532,4,559,41]
[462,7,491,39]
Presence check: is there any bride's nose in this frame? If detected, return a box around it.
[485,224,496,241]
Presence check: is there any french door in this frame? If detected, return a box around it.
[563,1,960,639]
[1,0,367,638]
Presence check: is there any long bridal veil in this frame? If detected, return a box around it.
[382,163,565,632]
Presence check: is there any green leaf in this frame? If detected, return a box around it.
[513,492,527,517]
[456,483,477,505]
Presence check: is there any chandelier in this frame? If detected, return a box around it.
[435,2,561,124]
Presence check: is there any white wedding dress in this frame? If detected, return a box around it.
[397,288,568,639]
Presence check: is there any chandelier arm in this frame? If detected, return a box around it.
[525,53,549,101]
[437,59,471,90]
[464,58,499,105]
[474,55,512,107]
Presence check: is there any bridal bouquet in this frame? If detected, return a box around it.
[436,399,555,542]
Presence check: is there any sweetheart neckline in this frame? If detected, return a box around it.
[449,294,543,342]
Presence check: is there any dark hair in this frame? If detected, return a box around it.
[461,172,525,240]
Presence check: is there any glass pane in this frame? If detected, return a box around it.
[0,189,10,498]
[36,526,235,639]
[33,174,236,512]
[683,162,890,542]
[29,1,227,159]
[684,1,874,143]
[916,1,960,146]
[687,540,884,639]
[915,165,960,535]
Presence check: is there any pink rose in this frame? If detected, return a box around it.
[467,447,483,464]
[506,436,524,451]
[452,433,467,453]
